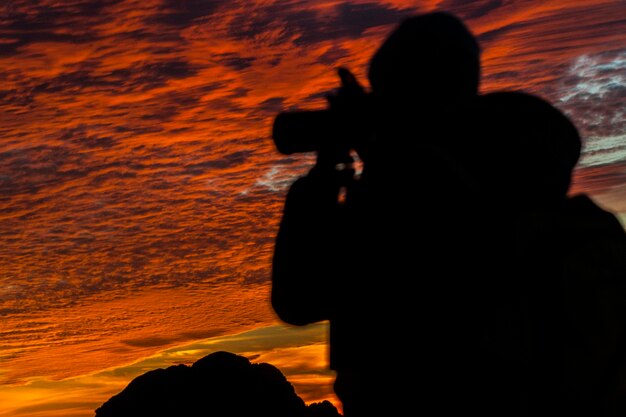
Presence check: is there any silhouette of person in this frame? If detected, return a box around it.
[460,91,626,416]
[272,12,485,416]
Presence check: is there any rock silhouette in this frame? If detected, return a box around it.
[95,351,341,417]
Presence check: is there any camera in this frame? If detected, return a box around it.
[271,68,374,156]
[272,97,377,156]
[272,110,342,155]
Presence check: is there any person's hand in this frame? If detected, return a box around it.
[303,67,363,184]
[326,67,373,166]
[326,67,367,112]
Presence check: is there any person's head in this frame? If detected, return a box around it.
[475,91,581,204]
[368,12,480,107]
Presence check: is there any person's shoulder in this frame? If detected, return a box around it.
[560,194,626,282]
[562,194,626,239]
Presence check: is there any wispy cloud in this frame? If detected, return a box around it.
[553,50,626,197]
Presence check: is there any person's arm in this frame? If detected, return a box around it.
[272,67,362,326]
[272,161,352,326]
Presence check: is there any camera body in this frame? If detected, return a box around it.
[272,110,338,155]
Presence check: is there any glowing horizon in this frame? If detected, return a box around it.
[0,322,338,417]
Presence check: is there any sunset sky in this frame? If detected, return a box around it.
[1,0,625,415]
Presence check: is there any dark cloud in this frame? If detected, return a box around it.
[149,0,223,27]
[228,87,251,98]
[228,5,314,45]
[5,6,70,32]
[241,268,269,285]
[95,351,340,417]
[0,88,35,106]
[437,0,504,20]
[33,59,198,95]
[9,0,124,24]
[0,144,86,195]
[129,60,200,92]
[318,45,350,66]
[229,2,417,46]
[88,170,138,187]
[182,150,253,175]
[139,109,180,121]
[488,70,521,80]
[258,97,286,114]
[0,32,90,57]
[197,81,227,94]
[205,96,245,114]
[216,53,256,71]
[109,28,185,45]
[34,70,119,93]
[76,0,125,16]
[0,41,20,57]
[0,1,123,55]
[269,56,283,67]
[477,24,517,45]
[122,336,178,348]
[142,60,198,79]
[329,2,417,39]
[298,2,417,44]
[292,2,418,45]
[59,126,118,149]
[113,125,165,136]
[481,10,626,51]
[139,90,200,122]
[476,19,538,46]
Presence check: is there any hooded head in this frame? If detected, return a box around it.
[368,12,480,108]
[476,91,582,202]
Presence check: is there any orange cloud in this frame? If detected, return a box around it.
[1,1,625,415]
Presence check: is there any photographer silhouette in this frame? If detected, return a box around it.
[272,9,626,417]
[272,12,483,416]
